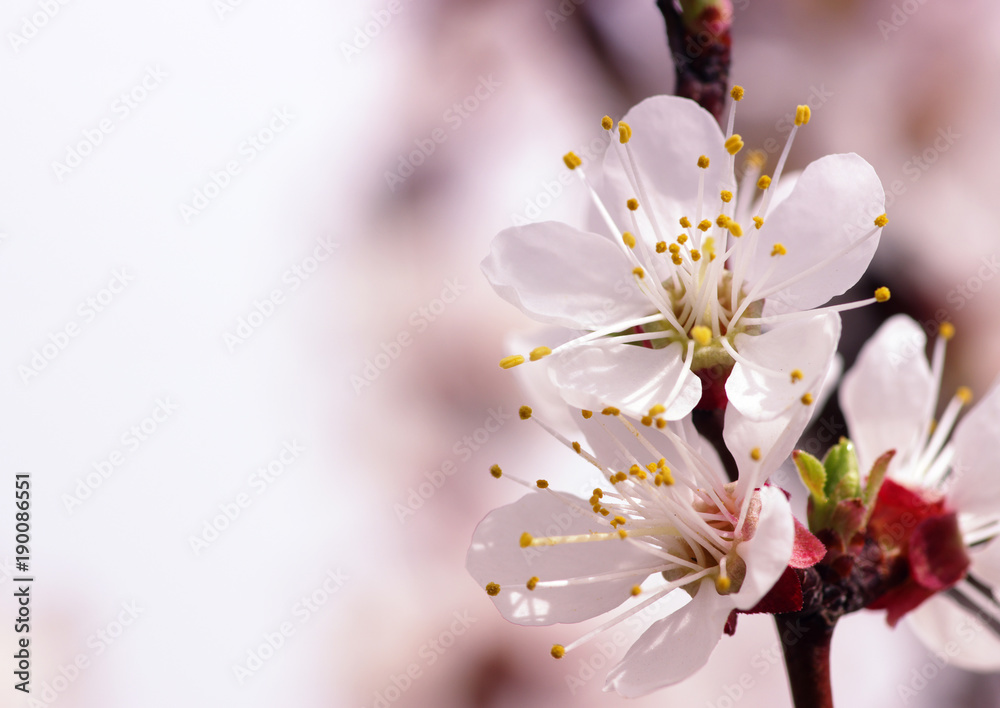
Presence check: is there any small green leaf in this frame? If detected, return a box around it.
[823,438,860,502]
[862,449,896,521]
[793,450,827,503]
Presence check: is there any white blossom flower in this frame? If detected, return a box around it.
[466,404,820,696]
[484,90,887,423]
[840,314,1000,669]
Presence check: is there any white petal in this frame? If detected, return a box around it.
[604,578,732,696]
[466,491,653,626]
[730,485,795,610]
[505,328,580,436]
[969,538,1000,592]
[948,380,1000,519]
[481,221,650,329]
[596,96,729,243]
[839,315,935,476]
[907,594,1000,672]
[725,402,811,489]
[727,313,841,422]
[748,153,885,310]
[548,340,701,421]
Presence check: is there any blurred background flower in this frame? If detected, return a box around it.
[2,0,999,706]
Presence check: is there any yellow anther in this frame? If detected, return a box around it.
[601,115,613,130]
[677,233,688,244]
[716,214,730,227]
[698,219,712,231]
[649,404,665,417]
[715,575,731,593]
[668,243,680,254]
[490,464,502,479]
[529,346,552,361]
[500,355,525,369]
[536,479,549,489]
[720,190,733,203]
[790,369,803,383]
[671,255,683,265]
[656,418,667,429]
[657,458,666,468]
[600,507,611,516]
[874,213,889,228]
[794,105,811,126]
[939,322,955,340]
[680,216,691,228]
[519,405,533,420]
[618,121,632,144]
[611,515,627,528]
[730,85,745,101]
[874,287,891,303]
[697,155,710,169]
[520,532,533,548]
[593,488,603,498]
[632,266,645,279]
[527,577,539,591]
[757,175,771,190]
[771,243,787,257]
[691,325,712,346]
[728,222,743,237]
[641,416,653,426]
[725,134,744,155]
[691,249,702,261]
[602,406,620,416]
[618,529,628,539]
[745,149,766,168]
[562,151,582,170]
[629,464,641,476]
[589,495,599,505]
[592,504,601,513]
[646,462,657,473]
[551,644,566,659]
[622,231,636,249]
[572,441,582,454]
[581,409,593,419]
[753,216,764,229]
[957,386,973,405]
[801,392,814,405]
[627,198,639,211]
[656,241,667,253]
[486,582,501,596]
[750,447,761,462]
[660,468,674,484]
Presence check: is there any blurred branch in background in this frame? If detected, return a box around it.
[656,0,732,120]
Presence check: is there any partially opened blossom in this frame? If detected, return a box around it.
[484,90,888,422]
[839,314,1000,668]
[466,404,822,696]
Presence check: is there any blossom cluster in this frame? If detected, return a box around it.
[467,88,1000,696]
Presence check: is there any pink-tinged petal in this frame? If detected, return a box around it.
[840,315,934,476]
[548,340,701,421]
[604,579,732,697]
[481,221,650,329]
[747,153,885,310]
[467,492,654,626]
[731,485,795,610]
[790,518,827,569]
[969,538,1000,592]
[595,96,728,243]
[907,594,1000,672]
[948,380,1000,519]
[727,313,840,422]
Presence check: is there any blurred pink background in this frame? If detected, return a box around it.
[1,0,998,706]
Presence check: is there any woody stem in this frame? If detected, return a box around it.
[776,613,836,708]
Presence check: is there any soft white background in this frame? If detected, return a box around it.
[1,0,998,706]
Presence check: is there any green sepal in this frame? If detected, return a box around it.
[793,450,827,503]
[822,438,860,502]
